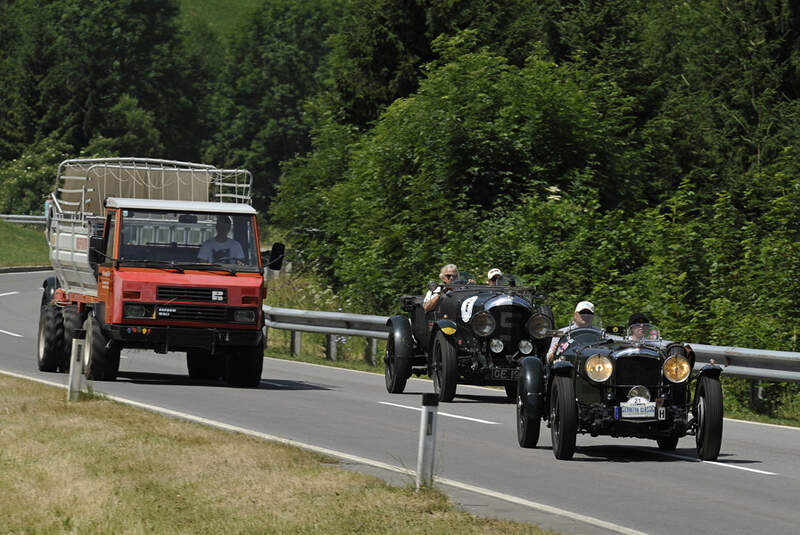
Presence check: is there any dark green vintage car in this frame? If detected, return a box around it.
[384,273,553,402]
[516,322,724,460]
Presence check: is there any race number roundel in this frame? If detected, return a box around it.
[461,296,478,323]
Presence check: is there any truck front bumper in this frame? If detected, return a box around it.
[108,324,263,353]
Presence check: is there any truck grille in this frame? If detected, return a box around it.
[155,304,228,322]
[614,357,661,386]
[157,286,227,303]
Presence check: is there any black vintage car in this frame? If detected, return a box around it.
[516,322,724,460]
[384,272,553,402]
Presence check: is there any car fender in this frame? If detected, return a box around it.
[519,356,545,415]
[41,276,58,307]
[386,315,413,362]
[550,358,574,377]
[696,363,722,381]
[434,319,458,337]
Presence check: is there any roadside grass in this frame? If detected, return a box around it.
[0,219,49,266]
[0,374,555,534]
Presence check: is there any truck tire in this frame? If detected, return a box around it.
[225,338,264,388]
[37,304,64,372]
[61,305,82,373]
[432,331,458,402]
[187,350,223,380]
[83,316,120,381]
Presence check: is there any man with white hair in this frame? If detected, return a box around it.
[546,300,596,363]
[423,264,458,312]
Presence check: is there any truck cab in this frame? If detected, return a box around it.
[37,158,283,387]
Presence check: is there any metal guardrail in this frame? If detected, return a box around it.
[0,214,46,225]
[262,305,800,382]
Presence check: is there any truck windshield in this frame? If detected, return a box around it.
[116,209,260,271]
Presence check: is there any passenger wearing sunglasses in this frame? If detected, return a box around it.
[423,264,458,312]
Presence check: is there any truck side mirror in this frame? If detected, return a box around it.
[263,242,285,271]
[88,235,105,264]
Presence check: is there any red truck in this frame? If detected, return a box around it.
[36,158,283,387]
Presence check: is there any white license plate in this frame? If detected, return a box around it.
[619,401,656,418]
[491,368,519,380]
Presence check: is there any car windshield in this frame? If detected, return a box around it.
[573,313,602,331]
[626,323,661,343]
[116,209,260,272]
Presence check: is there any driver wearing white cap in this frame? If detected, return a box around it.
[546,300,596,363]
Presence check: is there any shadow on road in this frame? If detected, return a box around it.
[116,371,332,391]
[572,444,769,467]
[389,390,512,404]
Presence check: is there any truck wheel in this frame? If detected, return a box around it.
[83,316,120,381]
[432,331,457,402]
[37,304,64,372]
[187,350,222,380]
[61,305,82,373]
[657,436,679,451]
[225,339,264,388]
[695,375,723,461]
[550,375,578,460]
[516,379,540,448]
[384,336,411,393]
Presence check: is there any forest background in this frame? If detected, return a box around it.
[1,0,798,414]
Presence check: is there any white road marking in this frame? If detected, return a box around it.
[725,417,800,431]
[0,329,22,338]
[633,447,778,475]
[262,380,285,388]
[0,369,646,535]
[378,401,500,425]
[0,291,20,297]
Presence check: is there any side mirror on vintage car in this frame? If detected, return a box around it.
[88,235,105,264]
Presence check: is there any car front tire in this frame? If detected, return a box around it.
[516,378,540,448]
[432,331,458,402]
[695,375,723,460]
[550,375,577,460]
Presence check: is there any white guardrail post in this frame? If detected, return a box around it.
[416,393,439,490]
[67,328,86,401]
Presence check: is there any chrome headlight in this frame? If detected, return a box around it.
[518,339,534,355]
[627,385,651,401]
[471,312,495,337]
[663,355,691,383]
[585,354,613,382]
[489,338,504,353]
[526,313,552,339]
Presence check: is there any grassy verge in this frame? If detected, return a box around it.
[0,219,49,266]
[0,374,555,534]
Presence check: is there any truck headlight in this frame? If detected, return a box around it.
[518,339,533,354]
[585,354,613,382]
[526,313,552,339]
[663,356,691,383]
[471,312,495,337]
[233,309,256,323]
[123,303,147,318]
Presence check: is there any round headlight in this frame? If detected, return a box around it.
[663,355,691,383]
[585,354,613,382]
[627,385,651,401]
[526,313,552,339]
[518,339,534,354]
[471,312,496,337]
[489,338,504,353]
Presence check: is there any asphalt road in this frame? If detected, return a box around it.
[2,270,799,534]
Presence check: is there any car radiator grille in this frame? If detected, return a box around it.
[490,306,529,346]
[614,357,661,386]
[155,304,228,322]
[157,286,227,303]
